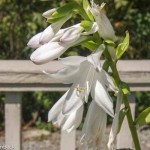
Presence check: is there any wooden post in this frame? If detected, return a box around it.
[60,130,76,150]
[5,92,22,150]
[116,93,136,149]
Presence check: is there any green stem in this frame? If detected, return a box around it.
[104,47,141,150]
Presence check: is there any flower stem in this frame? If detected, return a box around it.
[103,47,141,150]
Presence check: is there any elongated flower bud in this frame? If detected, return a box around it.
[39,14,72,44]
[27,32,42,48]
[90,1,116,41]
[30,36,88,65]
[42,8,56,19]
[60,26,84,44]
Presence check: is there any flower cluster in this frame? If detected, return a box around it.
[28,0,123,149]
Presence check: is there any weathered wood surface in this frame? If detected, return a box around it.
[0,60,150,91]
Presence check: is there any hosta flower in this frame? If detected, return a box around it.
[46,45,116,134]
[81,100,107,149]
[90,1,116,41]
[48,90,84,132]
[107,90,123,150]
[30,36,87,65]
[42,8,57,19]
[39,14,72,44]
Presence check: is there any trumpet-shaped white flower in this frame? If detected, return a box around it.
[42,8,56,19]
[107,90,123,150]
[90,1,116,41]
[48,90,84,132]
[30,36,87,65]
[39,14,72,44]
[81,100,107,149]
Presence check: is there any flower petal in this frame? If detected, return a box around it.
[62,105,83,132]
[81,100,107,149]
[87,44,105,70]
[27,32,42,48]
[59,56,86,66]
[107,90,123,150]
[91,72,114,117]
[100,70,117,92]
[48,90,68,122]
[43,65,79,84]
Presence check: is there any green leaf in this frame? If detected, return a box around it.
[120,81,130,95]
[105,39,116,47]
[116,31,130,59]
[80,20,93,31]
[135,107,150,126]
[83,0,94,21]
[117,108,128,133]
[81,40,99,50]
[52,3,76,18]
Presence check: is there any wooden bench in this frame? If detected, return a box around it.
[0,60,150,150]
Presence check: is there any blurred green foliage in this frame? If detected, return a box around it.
[0,0,150,130]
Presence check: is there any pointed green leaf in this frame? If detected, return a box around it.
[83,0,94,21]
[52,3,76,18]
[81,40,99,50]
[135,107,150,126]
[117,108,128,133]
[80,20,93,31]
[116,31,130,59]
[105,39,116,47]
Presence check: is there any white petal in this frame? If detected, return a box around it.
[62,86,84,114]
[107,91,123,150]
[40,15,71,44]
[100,70,117,92]
[62,105,83,132]
[81,100,107,148]
[59,56,86,66]
[43,65,79,84]
[87,44,105,70]
[48,91,68,122]
[42,8,56,18]
[91,73,114,117]
[27,32,42,48]
[30,42,68,64]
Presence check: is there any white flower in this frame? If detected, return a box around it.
[42,8,56,19]
[107,90,123,150]
[39,14,72,44]
[48,90,84,132]
[81,100,107,149]
[27,32,42,48]
[45,44,117,148]
[90,1,116,41]
[45,44,116,116]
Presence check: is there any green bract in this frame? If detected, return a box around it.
[135,107,150,126]
[80,20,93,31]
[116,31,130,59]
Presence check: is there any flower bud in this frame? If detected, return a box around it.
[39,14,72,44]
[27,32,42,48]
[42,8,56,19]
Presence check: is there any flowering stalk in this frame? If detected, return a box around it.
[103,46,141,150]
